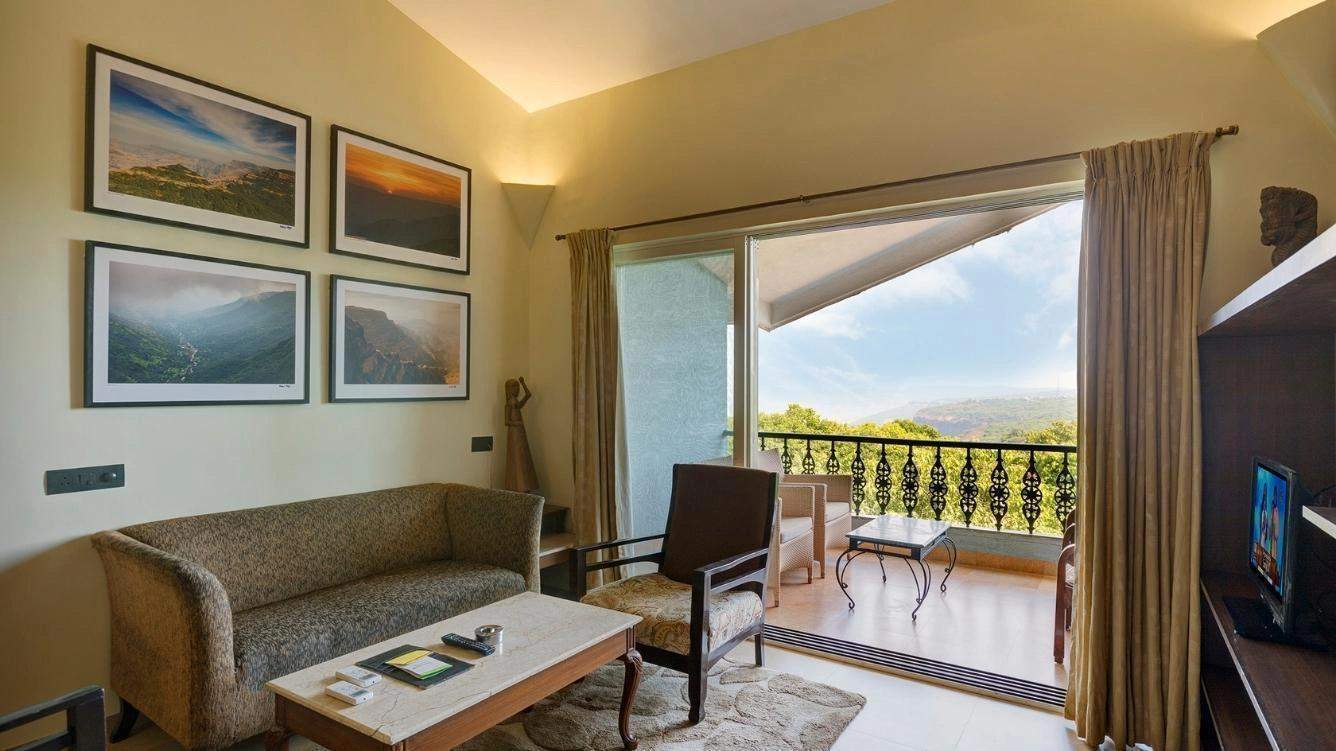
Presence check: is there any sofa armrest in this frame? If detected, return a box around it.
[91,531,235,746]
[444,485,544,592]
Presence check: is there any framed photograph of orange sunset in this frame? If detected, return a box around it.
[330,126,471,274]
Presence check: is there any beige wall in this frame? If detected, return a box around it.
[522,0,1336,518]
[0,0,530,734]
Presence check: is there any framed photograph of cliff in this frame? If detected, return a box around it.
[85,45,310,247]
[329,276,470,402]
[84,241,310,407]
[330,126,471,274]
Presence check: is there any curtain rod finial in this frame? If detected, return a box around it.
[1216,125,1239,137]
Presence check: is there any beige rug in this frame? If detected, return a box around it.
[457,658,866,751]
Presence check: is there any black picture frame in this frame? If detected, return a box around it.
[84,45,312,248]
[329,125,472,274]
[84,240,311,407]
[328,274,471,403]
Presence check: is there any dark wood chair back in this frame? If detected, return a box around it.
[658,463,777,585]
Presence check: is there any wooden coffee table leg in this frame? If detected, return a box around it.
[618,648,643,750]
[266,698,291,751]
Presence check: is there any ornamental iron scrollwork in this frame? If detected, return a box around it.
[1055,452,1076,525]
[850,442,867,515]
[781,439,793,474]
[928,447,948,520]
[874,444,892,515]
[901,445,920,517]
[826,440,840,474]
[1020,451,1043,533]
[988,449,1011,530]
[802,439,816,474]
[959,448,979,527]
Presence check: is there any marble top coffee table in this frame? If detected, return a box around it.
[835,514,957,620]
[264,592,643,751]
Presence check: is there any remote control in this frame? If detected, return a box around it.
[441,632,494,656]
[336,666,382,688]
[325,680,372,705]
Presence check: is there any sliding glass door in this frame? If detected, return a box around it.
[614,239,754,537]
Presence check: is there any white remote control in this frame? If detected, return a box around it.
[337,666,382,688]
[325,680,372,705]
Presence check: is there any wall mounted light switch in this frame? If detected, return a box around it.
[45,464,125,495]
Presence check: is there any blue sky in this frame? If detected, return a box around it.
[110,70,296,169]
[757,200,1082,422]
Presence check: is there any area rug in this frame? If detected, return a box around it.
[457,658,866,751]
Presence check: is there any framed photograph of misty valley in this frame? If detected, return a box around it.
[85,45,311,247]
[84,242,310,407]
[330,126,471,274]
[329,276,470,402]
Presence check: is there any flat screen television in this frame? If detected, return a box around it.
[1246,457,1306,634]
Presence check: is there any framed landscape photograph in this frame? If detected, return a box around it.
[330,126,471,274]
[84,241,309,407]
[85,45,310,247]
[329,276,469,402]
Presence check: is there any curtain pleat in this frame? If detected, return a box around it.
[568,228,624,587]
[1066,132,1215,751]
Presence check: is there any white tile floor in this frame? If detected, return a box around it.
[735,642,1090,751]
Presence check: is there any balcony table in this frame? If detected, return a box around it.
[835,514,957,619]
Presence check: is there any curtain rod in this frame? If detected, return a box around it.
[555,125,1239,241]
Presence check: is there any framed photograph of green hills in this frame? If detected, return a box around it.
[329,276,469,402]
[84,241,310,407]
[85,45,310,247]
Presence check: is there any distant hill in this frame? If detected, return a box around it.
[343,306,455,385]
[909,394,1076,440]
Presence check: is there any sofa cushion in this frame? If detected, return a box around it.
[779,516,813,543]
[826,501,851,522]
[580,573,763,655]
[232,559,524,687]
[120,484,454,611]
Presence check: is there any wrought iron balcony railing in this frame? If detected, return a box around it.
[757,431,1077,535]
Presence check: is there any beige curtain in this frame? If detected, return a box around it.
[568,228,624,586]
[1066,132,1216,751]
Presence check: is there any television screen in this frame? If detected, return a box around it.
[1249,463,1290,599]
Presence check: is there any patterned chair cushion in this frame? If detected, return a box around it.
[581,573,763,656]
[779,516,813,543]
[233,559,525,686]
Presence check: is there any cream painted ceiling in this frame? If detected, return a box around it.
[390,0,891,112]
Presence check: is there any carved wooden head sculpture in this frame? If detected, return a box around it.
[1259,186,1318,266]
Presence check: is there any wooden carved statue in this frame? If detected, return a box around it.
[504,377,540,494]
[1260,186,1318,267]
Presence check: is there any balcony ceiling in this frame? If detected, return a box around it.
[389,0,890,112]
[756,204,1058,331]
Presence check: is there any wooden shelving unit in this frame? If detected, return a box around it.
[1197,223,1336,750]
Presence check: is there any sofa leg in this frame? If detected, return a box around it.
[110,699,140,743]
[807,566,813,584]
[754,633,765,667]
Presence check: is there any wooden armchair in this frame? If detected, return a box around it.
[1054,514,1077,663]
[572,463,777,724]
[704,454,815,605]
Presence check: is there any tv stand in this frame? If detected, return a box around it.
[1202,573,1336,750]
[1222,595,1327,651]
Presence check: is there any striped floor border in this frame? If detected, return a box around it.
[762,623,1067,709]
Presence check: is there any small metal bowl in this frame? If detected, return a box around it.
[475,624,503,650]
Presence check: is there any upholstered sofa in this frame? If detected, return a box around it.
[92,483,542,751]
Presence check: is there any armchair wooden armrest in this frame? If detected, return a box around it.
[0,686,105,751]
[690,545,770,660]
[570,533,667,598]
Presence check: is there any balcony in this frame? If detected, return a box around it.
[756,430,1076,693]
